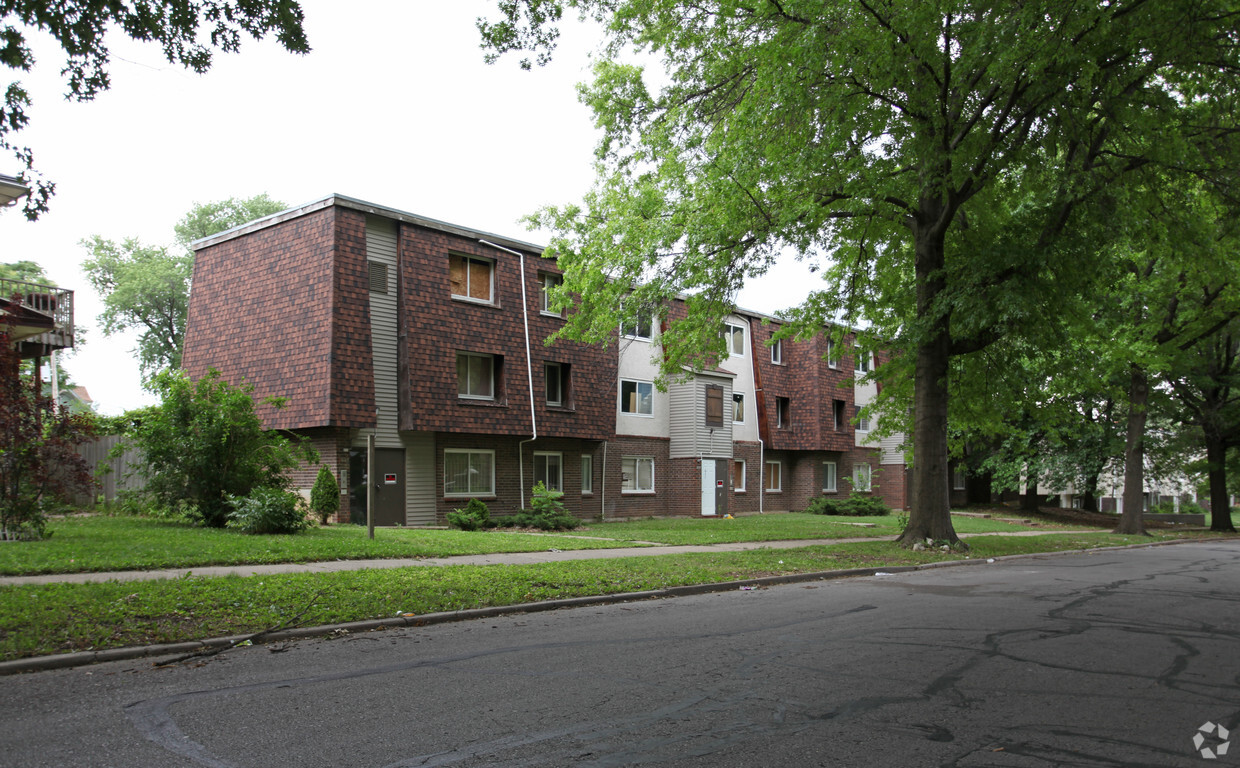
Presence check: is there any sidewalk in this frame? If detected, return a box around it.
[0,529,1076,587]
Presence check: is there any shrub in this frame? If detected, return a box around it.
[0,326,98,540]
[125,369,318,528]
[309,465,340,525]
[513,482,580,530]
[804,492,892,517]
[1150,499,1208,515]
[447,498,492,531]
[226,487,310,534]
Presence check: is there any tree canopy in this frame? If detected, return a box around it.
[482,0,1240,545]
[0,1,308,217]
[82,193,286,381]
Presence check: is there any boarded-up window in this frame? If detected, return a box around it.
[732,459,746,492]
[705,385,723,427]
[449,254,493,302]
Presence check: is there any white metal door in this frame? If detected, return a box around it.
[701,459,717,516]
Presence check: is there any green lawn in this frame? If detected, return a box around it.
[0,532,1199,662]
[575,510,1096,545]
[0,515,649,576]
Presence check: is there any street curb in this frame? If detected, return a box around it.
[0,536,1225,676]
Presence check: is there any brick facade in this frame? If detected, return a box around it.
[184,195,912,525]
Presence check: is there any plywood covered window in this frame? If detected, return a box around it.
[705,385,724,427]
[449,253,493,303]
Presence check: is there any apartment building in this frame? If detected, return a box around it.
[182,195,907,524]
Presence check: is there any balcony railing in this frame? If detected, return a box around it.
[0,277,74,354]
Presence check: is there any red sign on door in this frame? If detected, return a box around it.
[384,474,397,485]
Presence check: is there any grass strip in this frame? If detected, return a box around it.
[0,516,647,576]
[0,532,1188,662]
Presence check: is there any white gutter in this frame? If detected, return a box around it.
[479,239,538,506]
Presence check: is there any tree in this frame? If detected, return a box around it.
[309,464,340,525]
[0,325,97,539]
[125,368,316,528]
[0,2,308,218]
[482,1,1240,546]
[82,194,286,381]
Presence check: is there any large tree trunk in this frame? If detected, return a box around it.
[1204,432,1236,532]
[897,216,960,547]
[1115,365,1149,535]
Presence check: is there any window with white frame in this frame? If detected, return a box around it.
[545,362,568,407]
[724,323,745,356]
[827,338,838,369]
[732,393,745,423]
[857,351,872,373]
[764,460,782,492]
[581,455,593,494]
[952,466,967,491]
[457,352,495,400]
[539,273,563,316]
[732,459,746,492]
[621,456,654,493]
[856,406,870,432]
[770,338,783,364]
[534,452,563,492]
[449,253,493,303]
[823,460,837,492]
[622,315,653,340]
[620,379,654,415]
[853,462,872,492]
[444,450,495,496]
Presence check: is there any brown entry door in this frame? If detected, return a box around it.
[371,448,406,526]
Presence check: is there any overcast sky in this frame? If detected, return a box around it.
[0,0,816,415]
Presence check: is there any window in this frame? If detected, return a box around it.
[545,362,569,407]
[833,400,846,431]
[770,338,783,365]
[853,463,872,492]
[827,339,838,369]
[732,459,746,492]
[823,461,838,492]
[621,456,654,493]
[457,352,495,400]
[539,273,563,316]
[534,452,563,492]
[857,351,872,373]
[856,406,869,432]
[620,379,654,415]
[444,450,494,496]
[732,393,745,424]
[368,261,388,294]
[724,323,745,356]
[764,460,782,492]
[705,385,724,427]
[449,253,493,303]
[582,455,593,494]
[622,316,653,340]
[776,397,791,428]
[952,466,967,491]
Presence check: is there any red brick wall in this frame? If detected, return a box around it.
[397,224,615,441]
[730,441,762,514]
[183,206,376,430]
[604,436,672,519]
[288,426,353,523]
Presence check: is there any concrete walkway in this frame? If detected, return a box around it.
[0,529,1087,587]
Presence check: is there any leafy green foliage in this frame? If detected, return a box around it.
[225,487,310,535]
[803,494,891,518]
[512,482,580,530]
[309,465,340,525]
[0,3,308,217]
[447,498,493,531]
[81,195,287,382]
[0,329,98,539]
[124,368,317,528]
[1150,499,1208,516]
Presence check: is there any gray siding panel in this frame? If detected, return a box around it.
[366,216,401,449]
[404,431,436,525]
[669,377,734,459]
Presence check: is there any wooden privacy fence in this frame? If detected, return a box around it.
[76,434,145,505]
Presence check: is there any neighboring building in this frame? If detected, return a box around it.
[182,194,907,524]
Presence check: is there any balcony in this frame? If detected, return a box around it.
[0,278,74,358]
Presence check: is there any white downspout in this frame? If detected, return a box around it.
[480,239,538,507]
[600,441,608,521]
[758,437,765,514]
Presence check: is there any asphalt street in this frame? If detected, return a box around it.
[2,539,1238,767]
